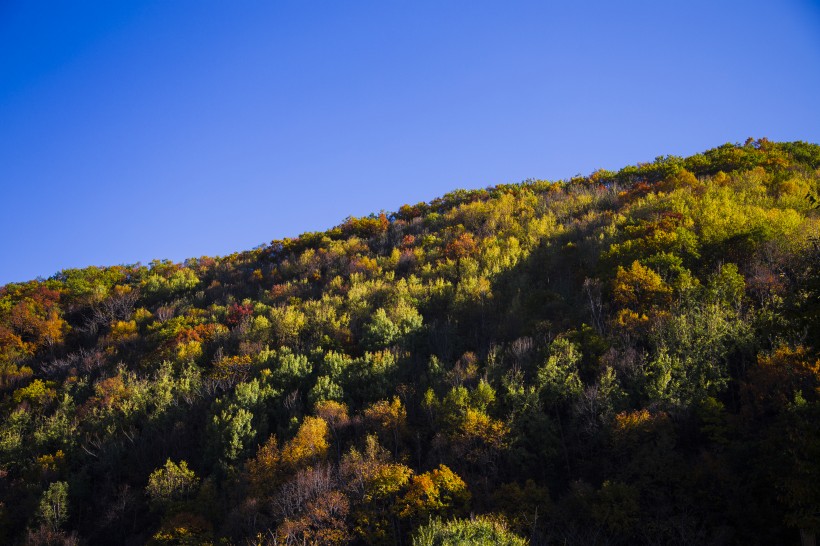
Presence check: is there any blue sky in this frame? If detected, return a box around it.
[1,1,819,285]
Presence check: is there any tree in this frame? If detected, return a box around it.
[208,406,254,465]
[397,465,471,523]
[315,400,350,460]
[744,345,820,543]
[613,260,672,312]
[340,435,413,545]
[37,481,69,533]
[537,338,583,406]
[412,516,528,546]
[146,460,200,512]
[276,488,351,546]
[280,416,330,471]
[778,393,820,546]
[363,397,407,457]
[645,300,751,408]
[363,308,400,350]
[248,414,332,499]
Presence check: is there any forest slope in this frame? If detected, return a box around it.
[1,139,820,545]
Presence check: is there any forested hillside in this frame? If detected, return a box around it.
[2,139,819,545]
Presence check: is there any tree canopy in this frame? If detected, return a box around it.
[1,139,819,545]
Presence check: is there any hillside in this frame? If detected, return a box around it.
[2,139,820,545]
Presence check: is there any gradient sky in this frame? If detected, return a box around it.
[2,1,819,285]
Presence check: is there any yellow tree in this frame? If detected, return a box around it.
[396,464,471,523]
[279,416,330,472]
[340,435,413,546]
[315,400,350,460]
[363,397,407,457]
[247,416,330,497]
[613,261,672,311]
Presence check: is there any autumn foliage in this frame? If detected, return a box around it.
[0,139,819,544]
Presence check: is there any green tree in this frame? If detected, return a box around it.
[208,406,254,465]
[146,459,200,512]
[37,481,69,532]
[412,516,528,546]
[537,338,583,405]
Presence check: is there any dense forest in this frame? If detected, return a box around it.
[1,139,819,545]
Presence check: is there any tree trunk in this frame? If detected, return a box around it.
[801,528,816,546]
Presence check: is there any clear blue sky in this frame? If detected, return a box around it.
[2,1,819,285]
